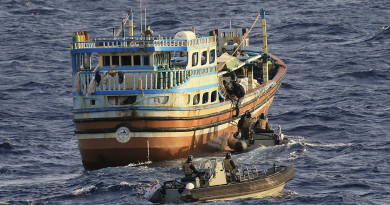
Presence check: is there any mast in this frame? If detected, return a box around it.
[129,10,134,37]
[261,9,269,83]
[121,17,125,38]
[140,0,143,35]
[145,8,147,32]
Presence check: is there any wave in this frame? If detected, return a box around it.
[289,124,344,134]
[280,82,295,89]
[0,142,15,154]
[363,28,390,42]
[337,68,389,80]
[9,8,67,16]
[150,20,182,27]
[304,142,353,148]
[71,185,97,196]
[331,182,371,190]
[274,22,324,31]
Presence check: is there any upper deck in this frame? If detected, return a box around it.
[70,35,216,54]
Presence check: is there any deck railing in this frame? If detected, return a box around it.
[74,66,216,95]
[71,36,215,50]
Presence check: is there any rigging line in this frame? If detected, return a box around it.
[232,11,262,56]
[115,12,132,37]
[92,63,99,72]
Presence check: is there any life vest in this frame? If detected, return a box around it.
[257,119,268,129]
[242,117,252,129]
[183,163,193,175]
[223,159,233,171]
[235,84,245,98]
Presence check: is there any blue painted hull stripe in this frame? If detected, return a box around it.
[73,100,231,113]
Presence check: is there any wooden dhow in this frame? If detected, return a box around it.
[71,9,287,170]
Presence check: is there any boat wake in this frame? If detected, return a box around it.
[271,189,298,200]
[71,185,97,196]
[124,161,153,167]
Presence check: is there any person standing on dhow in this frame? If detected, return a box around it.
[232,80,245,117]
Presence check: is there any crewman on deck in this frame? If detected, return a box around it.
[255,113,271,131]
[182,155,199,178]
[240,50,249,57]
[220,47,227,55]
[269,60,279,79]
[232,80,245,116]
[223,80,234,100]
[238,111,253,140]
[223,152,236,173]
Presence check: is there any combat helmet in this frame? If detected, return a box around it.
[226,152,231,159]
[187,155,193,162]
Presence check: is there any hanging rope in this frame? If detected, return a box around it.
[232,11,262,56]
[86,64,100,96]
[75,72,81,95]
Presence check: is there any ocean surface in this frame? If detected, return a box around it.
[1,0,389,204]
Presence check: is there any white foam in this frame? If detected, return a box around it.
[305,142,353,148]
[71,185,96,196]
[119,181,131,186]
[125,161,152,167]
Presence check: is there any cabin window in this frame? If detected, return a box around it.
[192,52,198,66]
[90,99,96,105]
[112,56,119,66]
[201,51,207,65]
[210,49,215,64]
[102,56,110,66]
[122,55,131,66]
[211,90,217,102]
[155,96,169,104]
[193,94,200,105]
[202,92,209,104]
[134,55,141,65]
[143,55,150,66]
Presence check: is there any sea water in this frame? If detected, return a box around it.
[0,0,389,204]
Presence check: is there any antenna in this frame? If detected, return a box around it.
[145,8,147,31]
[140,0,143,35]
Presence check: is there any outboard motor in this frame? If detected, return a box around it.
[144,181,163,203]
